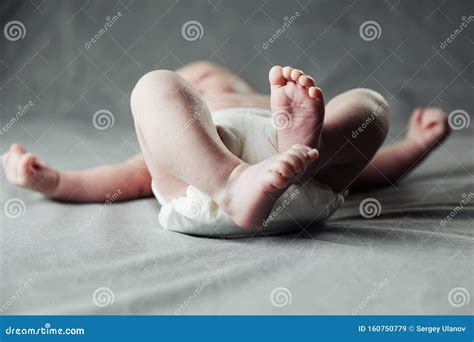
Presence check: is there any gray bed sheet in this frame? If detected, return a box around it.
[1,0,473,315]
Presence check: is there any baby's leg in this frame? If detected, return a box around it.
[308,90,449,192]
[130,70,319,229]
[2,146,153,202]
[310,88,390,192]
[352,107,450,189]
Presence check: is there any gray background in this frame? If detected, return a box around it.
[1,0,473,314]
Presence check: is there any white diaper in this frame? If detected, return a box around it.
[152,107,346,238]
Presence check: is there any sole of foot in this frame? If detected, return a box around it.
[269,65,325,154]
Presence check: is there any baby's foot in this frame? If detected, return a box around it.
[218,144,318,230]
[406,107,450,151]
[2,144,59,195]
[269,66,325,153]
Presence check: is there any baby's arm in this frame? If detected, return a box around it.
[2,144,152,202]
[351,107,450,190]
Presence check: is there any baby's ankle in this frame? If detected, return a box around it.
[212,163,248,212]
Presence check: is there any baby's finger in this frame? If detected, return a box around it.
[16,153,37,183]
[10,143,26,154]
[2,152,11,166]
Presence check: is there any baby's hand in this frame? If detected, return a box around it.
[406,107,450,148]
[2,144,59,195]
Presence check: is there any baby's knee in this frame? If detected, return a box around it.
[131,70,182,116]
[132,69,181,96]
[350,88,389,141]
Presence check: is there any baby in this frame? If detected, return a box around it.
[2,62,450,234]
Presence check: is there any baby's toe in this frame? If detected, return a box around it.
[269,66,286,86]
[290,69,304,82]
[282,66,293,79]
[308,86,324,101]
[298,75,315,88]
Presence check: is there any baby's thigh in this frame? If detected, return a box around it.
[322,88,389,163]
[314,89,389,190]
